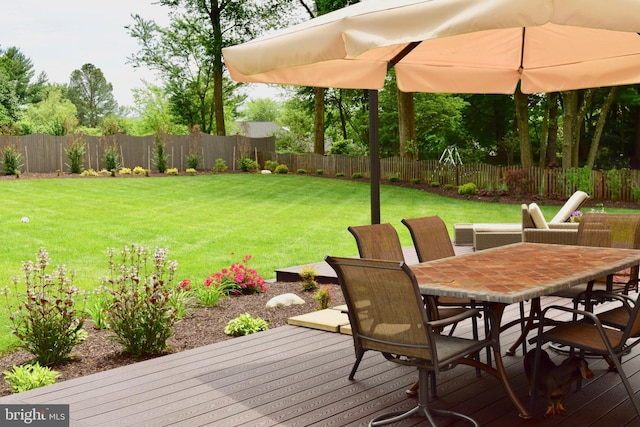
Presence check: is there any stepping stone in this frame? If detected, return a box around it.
[288,308,350,332]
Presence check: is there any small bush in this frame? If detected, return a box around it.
[299,266,318,292]
[336,172,345,177]
[85,294,109,330]
[119,167,132,175]
[3,363,60,393]
[351,172,363,179]
[274,164,289,174]
[133,166,147,175]
[166,168,179,175]
[387,173,400,182]
[505,168,533,196]
[443,183,456,191]
[224,313,268,336]
[4,247,86,365]
[186,152,200,170]
[65,138,86,174]
[313,285,333,310]
[152,135,169,173]
[186,168,197,175]
[410,178,421,184]
[81,168,99,176]
[316,169,324,175]
[430,181,440,187]
[458,182,477,196]
[264,160,278,172]
[238,156,259,172]
[102,244,178,357]
[103,144,120,172]
[297,169,307,175]
[213,158,228,173]
[1,145,23,175]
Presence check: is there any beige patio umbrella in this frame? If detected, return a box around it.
[223,0,640,222]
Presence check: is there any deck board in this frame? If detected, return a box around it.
[1,245,639,426]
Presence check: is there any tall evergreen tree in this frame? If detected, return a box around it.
[67,63,117,127]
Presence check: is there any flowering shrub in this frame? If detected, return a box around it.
[205,255,266,296]
[570,210,582,222]
[102,244,179,357]
[3,247,86,365]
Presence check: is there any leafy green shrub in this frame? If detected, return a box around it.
[430,181,440,187]
[336,172,345,177]
[204,255,266,295]
[224,313,268,336]
[102,244,178,357]
[299,266,318,292]
[313,285,333,310]
[632,186,640,202]
[213,158,228,173]
[186,152,200,170]
[3,363,60,393]
[297,168,307,174]
[166,168,179,175]
[351,172,363,179]
[316,169,324,175]
[605,168,622,200]
[458,182,477,196]
[264,160,278,171]
[103,144,120,172]
[65,138,86,174]
[565,166,594,195]
[190,277,230,307]
[1,145,23,176]
[387,173,400,182]
[85,294,109,330]
[410,178,421,184]
[168,280,192,320]
[152,135,169,173]
[443,183,455,190]
[238,156,260,172]
[274,164,289,174]
[4,247,86,365]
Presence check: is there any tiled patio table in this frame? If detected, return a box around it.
[411,242,640,419]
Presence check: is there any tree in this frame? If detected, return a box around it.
[129,0,299,136]
[21,86,78,135]
[131,82,187,135]
[0,46,47,125]
[242,98,280,122]
[67,63,117,128]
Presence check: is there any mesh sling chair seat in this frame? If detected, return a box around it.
[326,256,501,427]
[347,222,469,397]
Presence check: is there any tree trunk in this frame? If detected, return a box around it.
[586,87,619,168]
[397,90,416,159]
[561,91,578,168]
[546,93,559,167]
[314,87,325,154]
[514,87,533,166]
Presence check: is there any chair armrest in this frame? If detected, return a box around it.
[523,228,578,245]
[427,308,481,330]
[587,291,635,312]
[549,222,580,230]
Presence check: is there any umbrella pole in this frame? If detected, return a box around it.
[368,89,381,225]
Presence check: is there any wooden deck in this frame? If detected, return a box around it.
[1,244,639,426]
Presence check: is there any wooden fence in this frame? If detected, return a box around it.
[271,153,640,203]
[1,135,638,203]
[0,133,275,173]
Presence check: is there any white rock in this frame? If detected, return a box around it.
[20,217,29,223]
[266,293,305,308]
[261,169,272,174]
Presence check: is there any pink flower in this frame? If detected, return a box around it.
[179,279,192,291]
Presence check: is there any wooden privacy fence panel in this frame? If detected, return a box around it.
[0,134,275,173]
[265,153,640,203]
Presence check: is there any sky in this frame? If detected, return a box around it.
[2,0,279,108]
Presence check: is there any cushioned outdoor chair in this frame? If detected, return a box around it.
[326,256,497,426]
[529,295,640,417]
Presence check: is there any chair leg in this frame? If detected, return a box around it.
[608,349,640,416]
[349,352,364,380]
[370,368,478,427]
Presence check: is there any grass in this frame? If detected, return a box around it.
[0,173,636,354]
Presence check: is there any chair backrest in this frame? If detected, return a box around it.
[522,204,536,229]
[549,190,589,224]
[348,223,405,261]
[325,256,433,360]
[401,216,455,262]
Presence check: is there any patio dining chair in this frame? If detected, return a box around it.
[529,295,640,417]
[326,256,496,426]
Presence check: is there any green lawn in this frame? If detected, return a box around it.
[0,173,636,354]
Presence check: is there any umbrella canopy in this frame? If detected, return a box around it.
[223,0,640,94]
[223,0,640,223]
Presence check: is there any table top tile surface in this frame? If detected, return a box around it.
[412,242,640,303]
